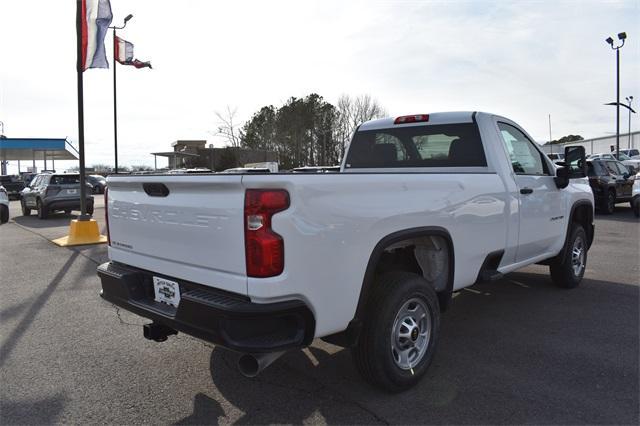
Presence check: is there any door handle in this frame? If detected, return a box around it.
[520,188,534,195]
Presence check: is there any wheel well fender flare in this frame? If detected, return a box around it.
[560,200,594,261]
[354,226,455,320]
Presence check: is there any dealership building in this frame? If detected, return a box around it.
[152,140,277,171]
[540,131,639,155]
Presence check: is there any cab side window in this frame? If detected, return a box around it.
[497,122,549,176]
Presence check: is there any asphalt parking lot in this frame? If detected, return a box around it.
[1,198,638,425]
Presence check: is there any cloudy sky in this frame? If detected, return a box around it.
[1,0,638,172]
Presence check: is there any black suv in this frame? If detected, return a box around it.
[0,175,26,200]
[587,159,634,214]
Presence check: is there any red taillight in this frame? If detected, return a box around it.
[104,186,110,246]
[394,114,429,124]
[244,189,290,278]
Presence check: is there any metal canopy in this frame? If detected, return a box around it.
[150,151,199,158]
[0,138,79,161]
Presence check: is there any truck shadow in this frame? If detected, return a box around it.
[188,270,639,425]
[0,393,68,424]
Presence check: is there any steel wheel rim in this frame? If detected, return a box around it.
[571,236,585,276]
[391,297,432,370]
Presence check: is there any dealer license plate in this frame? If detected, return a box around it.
[67,189,77,195]
[153,276,181,307]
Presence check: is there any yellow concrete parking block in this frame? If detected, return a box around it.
[52,219,107,246]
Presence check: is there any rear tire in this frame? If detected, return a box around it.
[36,199,48,220]
[21,199,31,216]
[550,224,587,289]
[351,271,440,392]
[0,205,8,223]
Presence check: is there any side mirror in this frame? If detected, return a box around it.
[623,172,630,180]
[564,145,587,178]
[554,165,569,189]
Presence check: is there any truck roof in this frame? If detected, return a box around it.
[359,111,476,131]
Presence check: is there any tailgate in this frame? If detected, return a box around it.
[106,175,247,296]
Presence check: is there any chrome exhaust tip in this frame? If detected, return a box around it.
[237,351,286,377]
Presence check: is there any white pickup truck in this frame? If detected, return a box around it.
[98,112,594,392]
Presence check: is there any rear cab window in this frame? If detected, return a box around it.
[345,123,487,169]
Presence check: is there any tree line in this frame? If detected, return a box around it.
[544,134,584,145]
[217,94,386,170]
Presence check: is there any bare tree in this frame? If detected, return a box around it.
[353,94,386,125]
[335,94,386,156]
[130,164,154,172]
[214,105,241,148]
[90,163,112,172]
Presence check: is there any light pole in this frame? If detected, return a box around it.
[109,14,133,174]
[626,96,635,149]
[605,32,626,158]
[548,114,553,154]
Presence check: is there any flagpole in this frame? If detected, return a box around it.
[112,27,119,173]
[109,14,132,174]
[76,0,89,220]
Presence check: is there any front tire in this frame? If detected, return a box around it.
[36,199,48,220]
[632,198,640,218]
[351,271,440,392]
[21,199,31,216]
[550,224,587,288]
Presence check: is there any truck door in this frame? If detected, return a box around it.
[497,122,565,262]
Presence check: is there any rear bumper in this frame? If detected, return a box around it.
[97,262,315,352]
[45,198,93,211]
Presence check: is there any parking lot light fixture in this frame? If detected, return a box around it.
[605,32,627,158]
